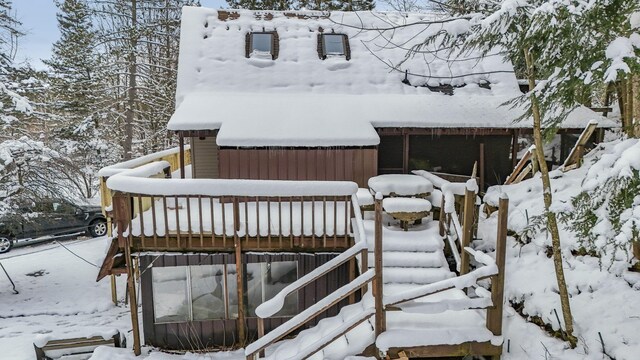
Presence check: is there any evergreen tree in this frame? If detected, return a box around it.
[44,0,100,122]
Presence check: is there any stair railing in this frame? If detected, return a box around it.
[244,193,372,360]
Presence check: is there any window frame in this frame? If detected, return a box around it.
[318,33,351,60]
[245,31,279,60]
[151,260,298,324]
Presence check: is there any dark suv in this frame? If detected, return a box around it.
[0,199,107,254]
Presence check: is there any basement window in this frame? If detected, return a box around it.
[318,33,350,60]
[246,31,279,60]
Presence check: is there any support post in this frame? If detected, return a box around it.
[510,130,519,169]
[479,142,485,191]
[179,133,185,179]
[110,275,117,305]
[113,193,141,355]
[460,186,475,275]
[234,222,246,346]
[360,247,369,295]
[374,194,386,337]
[487,195,509,337]
[257,317,265,357]
[439,194,446,237]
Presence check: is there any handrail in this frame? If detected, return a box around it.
[254,240,367,318]
[252,194,367,318]
[384,247,498,307]
[245,269,375,359]
[98,145,190,177]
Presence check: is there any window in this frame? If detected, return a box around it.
[151,261,297,324]
[245,261,298,317]
[246,32,279,60]
[152,264,235,323]
[318,33,350,60]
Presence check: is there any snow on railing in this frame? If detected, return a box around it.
[107,171,358,197]
[98,145,190,177]
[255,241,367,318]
[245,269,375,358]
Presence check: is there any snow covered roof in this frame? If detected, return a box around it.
[169,7,614,146]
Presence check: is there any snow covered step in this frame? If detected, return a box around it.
[378,310,502,351]
[363,220,444,252]
[367,251,446,268]
[394,289,492,314]
[382,267,454,284]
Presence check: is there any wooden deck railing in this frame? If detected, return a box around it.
[98,145,192,222]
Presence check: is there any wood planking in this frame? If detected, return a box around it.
[218,148,377,187]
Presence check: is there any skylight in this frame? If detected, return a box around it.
[319,34,350,60]
[246,32,278,60]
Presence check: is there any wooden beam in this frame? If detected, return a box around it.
[123,239,141,355]
[460,187,475,275]
[374,195,385,337]
[487,195,509,336]
[110,275,117,305]
[387,341,502,358]
[562,121,598,171]
[479,143,485,191]
[510,130,519,168]
[504,150,531,185]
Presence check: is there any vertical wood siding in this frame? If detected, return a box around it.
[218,148,377,188]
[191,137,220,179]
[140,252,354,350]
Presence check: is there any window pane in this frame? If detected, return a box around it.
[191,265,226,320]
[245,263,263,317]
[324,34,345,55]
[245,261,298,317]
[152,266,190,323]
[251,33,272,53]
[264,261,298,317]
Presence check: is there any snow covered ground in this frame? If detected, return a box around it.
[0,237,130,360]
[480,138,640,359]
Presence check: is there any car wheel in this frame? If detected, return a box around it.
[89,219,108,237]
[0,237,12,254]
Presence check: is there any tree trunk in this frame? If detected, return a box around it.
[124,0,137,160]
[524,48,578,348]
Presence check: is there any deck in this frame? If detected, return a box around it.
[99,153,508,359]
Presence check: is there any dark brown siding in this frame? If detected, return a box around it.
[219,148,377,188]
[140,252,354,350]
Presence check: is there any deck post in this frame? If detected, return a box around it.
[460,187,475,275]
[113,193,141,356]
[110,275,117,305]
[235,230,246,346]
[179,133,185,179]
[374,194,386,337]
[487,195,509,338]
[438,194,446,237]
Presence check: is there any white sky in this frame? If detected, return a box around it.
[12,0,227,69]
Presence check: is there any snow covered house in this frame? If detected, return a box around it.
[169,8,613,189]
[97,7,615,359]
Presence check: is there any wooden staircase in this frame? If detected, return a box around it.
[245,174,509,360]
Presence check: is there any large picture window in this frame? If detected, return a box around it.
[152,261,297,324]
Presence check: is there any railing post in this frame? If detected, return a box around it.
[460,186,476,275]
[257,317,265,357]
[179,133,186,179]
[439,194,446,237]
[113,193,141,356]
[360,247,369,295]
[487,194,508,338]
[374,193,386,337]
